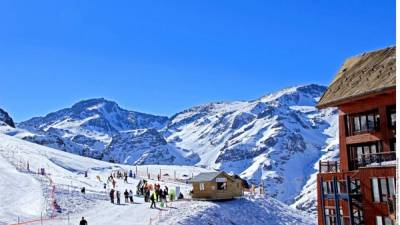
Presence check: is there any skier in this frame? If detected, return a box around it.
[144,189,150,202]
[110,189,115,204]
[124,174,128,183]
[103,183,107,189]
[159,189,165,207]
[79,217,88,225]
[81,187,86,194]
[163,188,168,207]
[157,174,160,181]
[129,190,134,203]
[112,179,116,189]
[116,191,121,205]
[124,189,129,203]
[150,192,156,208]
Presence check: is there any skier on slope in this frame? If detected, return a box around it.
[124,189,129,203]
[110,189,115,204]
[79,217,88,225]
[150,192,156,208]
[129,190,134,203]
[116,190,121,205]
[124,173,128,183]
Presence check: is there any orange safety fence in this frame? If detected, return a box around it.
[7,172,65,225]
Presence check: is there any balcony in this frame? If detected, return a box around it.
[350,151,396,169]
[319,160,340,173]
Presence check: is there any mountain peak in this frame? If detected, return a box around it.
[259,84,326,105]
[0,108,15,128]
[71,98,119,111]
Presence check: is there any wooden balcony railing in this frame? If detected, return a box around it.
[350,151,396,170]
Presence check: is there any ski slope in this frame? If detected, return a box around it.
[0,133,208,225]
[0,133,315,225]
[0,154,44,224]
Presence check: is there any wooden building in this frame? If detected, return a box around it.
[316,46,396,225]
[189,171,244,200]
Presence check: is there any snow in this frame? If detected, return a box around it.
[0,154,44,223]
[159,197,315,225]
[0,133,315,225]
[0,133,205,224]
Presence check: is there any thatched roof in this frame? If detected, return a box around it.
[317,46,396,108]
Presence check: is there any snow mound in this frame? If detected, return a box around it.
[159,197,315,225]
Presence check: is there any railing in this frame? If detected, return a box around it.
[319,160,340,173]
[350,152,396,169]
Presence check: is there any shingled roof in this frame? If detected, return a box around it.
[317,46,396,108]
[188,171,235,183]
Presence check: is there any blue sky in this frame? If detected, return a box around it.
[0,1,395,121]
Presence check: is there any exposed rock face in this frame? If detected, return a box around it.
[0,108,15,128]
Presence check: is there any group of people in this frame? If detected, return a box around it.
[150,183,169,208]
[104,170,182,210]
[109,189,135,204]
[136,179,171,208]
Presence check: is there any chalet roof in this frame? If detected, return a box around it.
[317,46,396,108]
[189,171,234,183]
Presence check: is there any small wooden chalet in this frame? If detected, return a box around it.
[189,171,244,200]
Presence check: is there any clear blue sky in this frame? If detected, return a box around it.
[0,1,395,121]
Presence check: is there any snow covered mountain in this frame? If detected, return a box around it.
[16,98,197,165]
[1,84,338,215]
[165,84,338,207]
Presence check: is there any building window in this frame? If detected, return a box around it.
[376,216,395,225]
[322,180,342,194]
[348,110,380,135]
[217,182,227,190]
[384,217,395,225]
[324,207,344,225]
[371,177,396,203]
[199,183,205,191]
[387,106,396,128]
[376,216,383,225]
[349,142,382,169]
[324,208,336,225]
[216,177,227,190]
[390,139,396,152]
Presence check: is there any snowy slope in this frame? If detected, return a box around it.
[0,154,44,223]
[159,197,315,225]
[0,133,315,225]
[0,133,208,224]
[165,84,338,206]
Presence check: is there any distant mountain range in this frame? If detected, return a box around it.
[0,84,338,215]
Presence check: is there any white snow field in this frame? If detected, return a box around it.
[0,133,315,225]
